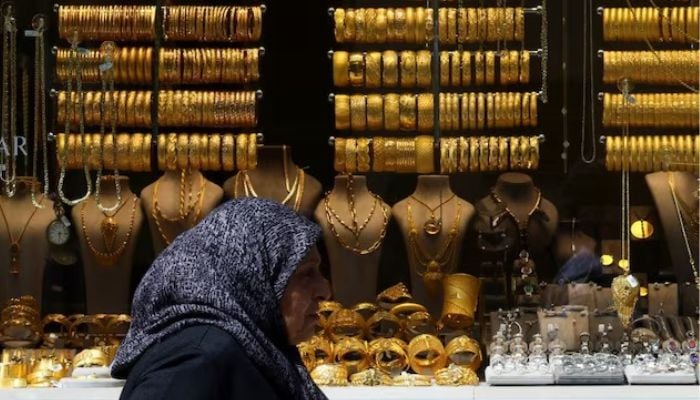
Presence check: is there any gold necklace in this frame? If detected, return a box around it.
[490,189,542,231]
[152,173,206,246]
[31,16,49,209]
[99,195,130,254]
[409,192,456,236]
[668,173,699,287]
[234,168,305,212]
[81,195,137,267]
[0,195,43,274]
[323,175,388,255]
[406,200,463,296]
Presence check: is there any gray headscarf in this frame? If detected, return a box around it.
[112,198,327,400]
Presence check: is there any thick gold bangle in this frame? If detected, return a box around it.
[416,50,431,88]
[365,52,381,88]
[497,137,508,171]
[382,50,399,87]
[461,51,472,86]
[235,133,248,171]
[335,94,351,130]
[399,94,417,131]
[384,94,400,131]
[486,93,496,129]
[157,134,167,171]
[405,7,416,43]
[354,8,367,43]
[521,92,531,127]
[368,338,409,375]
[407,334,447,376]
[364,310,401,340]
[438,8,448,44]
[333,51,350,87]
[417,93,433,132]
[394,8,407,43]
[450,51,460,87]
[327,308,365,342]
[514,8,525,41]
[188,133,201,170]
[220,134,234,172]
[479,136,489,171]
[334,137,347,173]
[386,8,397,42]
[469,137,479,172]
[415,135,434,174]
[142,133,152,172]
[365,8,378,44]
[529,136,540,169]
[448,137,459,173]
[175,134,189,170]
[348,53,364,88]
[458,137,469,172]
[246,133,257,170]
[445,335,483,371]
[441,274,480,329]
[372,136,385,172]
[510,136,521,169]
[485,51,495,85]
[334,337,369,376]
[357,137,371,173]
[112,134,129,170]
[474,51,485,86]
[366,94,384,131]
[488,136,499,171]
[206,134,221,171]
[384,138,397,171]
[440,52,450,87]
[345,138,358,173]
[529,92,538,127]
[310,364,348,387]
[520,51,530,84]
[350,95,367,131]
[400,50,417,88]
[447,8,457,44]
[375,8,387,43]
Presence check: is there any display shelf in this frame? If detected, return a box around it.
[1,385,699,400]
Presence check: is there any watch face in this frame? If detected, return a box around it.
[47,220,70,246]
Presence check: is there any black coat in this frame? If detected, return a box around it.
[119,325,283,400]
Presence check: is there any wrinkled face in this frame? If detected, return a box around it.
[280,246,331,344]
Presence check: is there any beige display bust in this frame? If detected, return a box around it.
[393,175,475,315]
[72,176,143,314]
[0,177,55,304]
[141,169,223,255]
[314,175,391,306]
[223,146,322,218]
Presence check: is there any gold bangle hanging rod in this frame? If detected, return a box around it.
[329,92,546,104]
[327,6,544,17]
[327,134,546,147]
[53,3,268,13]
[51,46,268,58]
[327,49,545,59]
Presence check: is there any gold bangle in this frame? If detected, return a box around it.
[246,133,257,169]
[394,8,407,43]
[445,335,483,371]
[486,93,496,129]
[474,51,484,86]
[488,136,499,171]
[113,134,129,170]
[405,7,416,43]
[345,138,357,173]
[366,94,384,131]
[219,134,234,172]
[188,133,201,170]
[383,138,397,172]
[349,368,392,386]
[399,94,417,131]
[357,137,371,173]
[334,137,347,173]
[400,50,417,88]
[520,51,530,84]
[435,365,479,386]
[386,8,397,42]
[447,8,457,45]
[335,94,351,130]
[206,134,220,171]
[469,137,479,172]
[417,93,433,132]
[142,133,152,172]
[175,133,189,170]
[365,52,381,88]
[375,8,388,44]
[415,135,434,174]
[440,51,450,87]
[348,52,365,87]
[486,8,497,42]
[368,338,408,375]
[333,51,350,87]
[350,94,367,131]
[416,50,431,88]
[383,94,400,131]
[479,136,489,171]
[365,8,378,44]
[450,51,460,87]
[407,334,447,376]
[310,364,348,386]
[498,137,508,171]
[157,134,167,171]
[382,50,399,87]
[327,308,365,342]
[441,274,480,329]
[438,8,448,44]
[392,373,432,386]
[354,8,366,44]
[365,310,401,340]
[372,136,385,172]
[521,92,531,127]
[334,337,369,376]
[458,137,469,172]
[529,136,540,169]
[235,133,248,170]
[515,7,524,41]
[485,51,495,85]
[461,51,472,86]
[529,92,538,127]
[414,7,425,44]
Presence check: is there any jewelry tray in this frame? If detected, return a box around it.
[624,365,698,385]
[484,366,555,385]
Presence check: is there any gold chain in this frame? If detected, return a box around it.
[668,172,699,286]
[0,195,43,274]
[152,174,206,246]
[81,195,137,267]
[406,200,463,277]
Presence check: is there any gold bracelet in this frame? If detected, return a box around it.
[365,52,381,88]
[447,137,459,173]
[310,364,348,386]
[486,93,496,129]
[394,8,407,43]
[414,7,425,44]
[399,94,417,131]
[386,8,397,42]
[476,92,486,130]
[405,7,416,43]
[365,8,378,44]
[368,338,408,375]
[175,133,189,170]
[415,135,434,174]
[438,8,448,44]
[235,133,248,171]
[116,134,131,170]
[354,8,367,43]
[345,138,358,173]
[441,274,480,329]
[350,95,367,131]
[521,92,531,127]
[407,334,447,376]
[333,51,350,87]
[142,133,152,172]
[498,137,508,171]
[348,53,365,87]
[384,94,400,131]
[384,138,397,172]
[207,134,221,171]
[366,94,384,131]
[220,134,234,172]
[520,51,530,84]
[509,136,521,169]
[372,136,385,172]
[357,137,371,173]
[334,337,369,376]
[335,94,351,130]
[488,136,499,171]
[375,8,388,43]
[529,92,538,127]
[400,50,417,88]
[447,8,457,45]
[417,93,433,132]
[474,51,485,86]
[327,309,365,342]
[440,138,449,174]
[440,51,450,87]
[445,335,482,371]
[450,51,460,87]
[246,133,257,169]
[458,137,469,172]
[461,51,472,86]
[479,136,489,171]
[334,137,347,173]
[435,365,479,386]
[382,50,399,87]
[485,51,495,85]
[529,136,540,169]
[157,134,167,171]
[416,50,431,88]
[188,133,201,170]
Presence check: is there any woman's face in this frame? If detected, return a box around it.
[280,246,330,344]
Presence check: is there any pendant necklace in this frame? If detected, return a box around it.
[0,195,43,274]
[409,191,456,236]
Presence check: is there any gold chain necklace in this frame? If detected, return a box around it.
[1,6,17,196]
[0,195,42,274]
[490,189,542,231]
[81,195,137,267]
[407,200,463,295]
[30,15,49,209]
[409,192,456,236]
[234,168,305,212]
[152,173,206,246]
[668,173,699,287]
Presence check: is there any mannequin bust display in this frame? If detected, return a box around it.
[223,146,322,218]
[72,175,144,314]
[393,175,475,315]
[0,177,55,304]
[646,171,699,284]
[141,169,223,255]
[474,173,559,300]
[314,174,391,306]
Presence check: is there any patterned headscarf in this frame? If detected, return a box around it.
[112,198,327,400]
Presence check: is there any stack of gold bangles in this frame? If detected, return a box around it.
[1,349,75,388]
[56,47,153,84]
[334,8,434,44]
[297,335,334,372]
[0,296,41,348]
[158,90,258,128]
[334,136,435,174]
[436,7,525,43]
[439,136,540,173]
[604,135,699,172]
[58,5,156,41]
[159,48,260,84]
[163,6,263,42]
[603,93,699,128]
[57,132,259,172]
[440,50,530,86]
[335,92,538,132]
[57,90,152,128]
[603,7,699,43]
[603,51,699,85]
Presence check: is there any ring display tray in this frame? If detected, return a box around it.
[485,366,555,385]
[624,365,698,385]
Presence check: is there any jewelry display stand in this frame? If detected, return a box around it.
[314,175,390,306]
[72,176,144,314]
[141,169,223,255]
[393,175,474,315]
[485,366,555,386]
[224,146,322,218]
[624,365,698,385]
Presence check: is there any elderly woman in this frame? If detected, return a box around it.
[112,198,331,400]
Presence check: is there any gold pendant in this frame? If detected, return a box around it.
[423,217,442,236]
[9,242,20,275]
[630,219,654,240]
[101,217,119,252]
[423,262,444,298]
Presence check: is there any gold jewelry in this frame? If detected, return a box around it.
[334,337,369,375]
[334,138,346,173]
[366,94,384,131]
[407,334,447,376]
[415,135,434,174]
[368,338,408,375]
[441,274,480,329]
[345,138,357,173]
[384,94,400,131]
[235,133,248,170]
[382,51,399,87]
[365,311,401,340]
[80,194,138,267]
[365,52,381,88]
[357,137,371,172]
[400,51,417,88]
[416,50,431,88]
[310,364,348,386]
[435,364,479,386]
[417,93,433,132]
[348,53,364,87]
[335,94,350,130]
[350,95,367,131]
[399,94,416,131]
[333,51,349,87]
